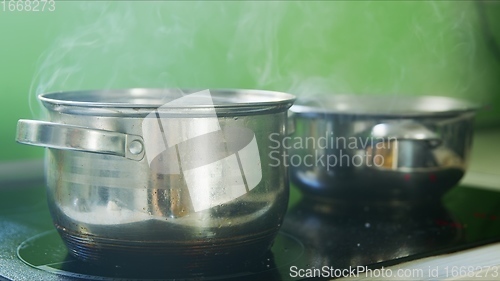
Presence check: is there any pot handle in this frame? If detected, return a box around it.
[361,120,442,147]
[16,119,145,161]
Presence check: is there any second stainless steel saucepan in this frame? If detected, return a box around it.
[287,95,478,204]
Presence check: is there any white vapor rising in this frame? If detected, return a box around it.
[30,1,481,117]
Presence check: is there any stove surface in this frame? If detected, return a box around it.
[1,181,500,280]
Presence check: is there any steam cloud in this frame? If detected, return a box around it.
[30,1,481,117]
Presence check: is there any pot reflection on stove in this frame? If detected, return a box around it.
[56,251,282,280]
[281,197,464,269]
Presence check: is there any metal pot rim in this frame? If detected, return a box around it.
[39,88,296,116]
[290,95,479,117]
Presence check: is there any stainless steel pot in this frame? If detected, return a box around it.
[288,95,478,204]
[16,88,295,267]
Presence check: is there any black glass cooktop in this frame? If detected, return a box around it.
[1,181,500,280]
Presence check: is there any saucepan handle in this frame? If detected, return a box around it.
[362,120,442,147]
[16,119,145,161]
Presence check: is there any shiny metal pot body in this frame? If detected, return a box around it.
[289,95,477,204]
[16,89,295,266]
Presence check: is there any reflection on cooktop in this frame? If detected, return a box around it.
[281,199,463,270]
[1,184,500,280]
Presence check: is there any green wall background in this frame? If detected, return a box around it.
[1,1,499,161]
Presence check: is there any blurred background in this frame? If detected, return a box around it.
[1,1,499,162]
